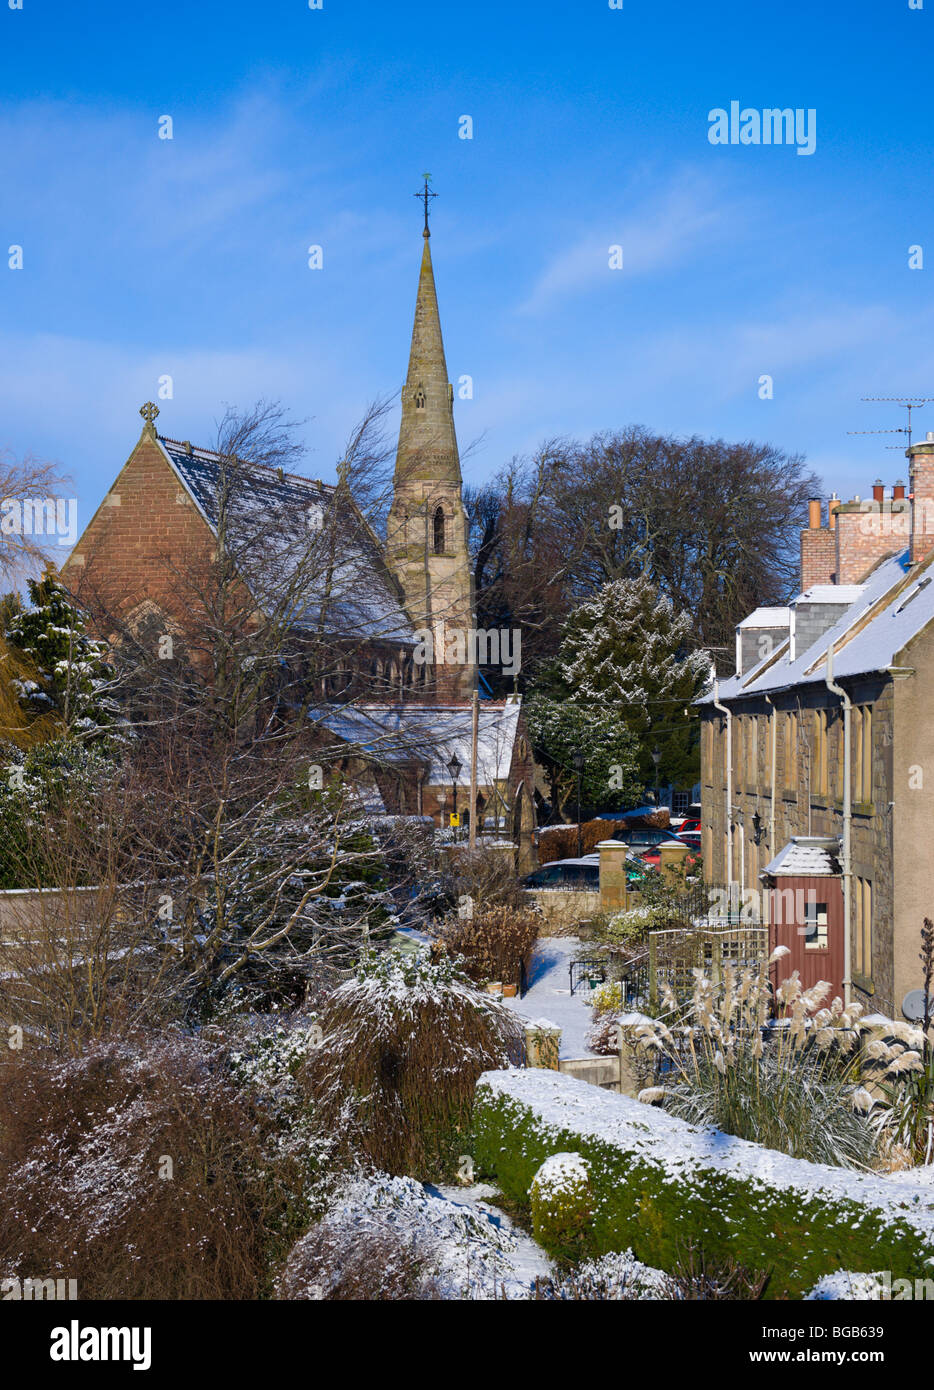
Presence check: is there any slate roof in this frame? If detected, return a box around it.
[703,547,934,704]
[310,698,523,785]
[157,436,416,645]
[762,837,840,878]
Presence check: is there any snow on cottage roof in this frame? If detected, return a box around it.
[737,606,791,629]
[157,436,416,644]
[762,837,840,878]
[703,548,934,704]
[797,584,864,605]
[310,699,523,786]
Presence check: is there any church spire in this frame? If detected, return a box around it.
[387,187,476,700]
[395,188,461,487]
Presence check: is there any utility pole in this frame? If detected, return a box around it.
[468,688,479,850]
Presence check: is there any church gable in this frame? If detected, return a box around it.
[62,411,216,624]
[65,403,418,656]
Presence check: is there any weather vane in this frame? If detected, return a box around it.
[414,173,437,238]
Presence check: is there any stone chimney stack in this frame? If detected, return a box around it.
[834,482,909,584]
[907,436,934,565]
[800,497,835,589]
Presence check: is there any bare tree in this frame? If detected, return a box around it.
[0,449,72,588]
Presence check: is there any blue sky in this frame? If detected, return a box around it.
[1,0,932,529]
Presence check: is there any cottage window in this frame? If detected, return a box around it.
[783,711,798,792]
[855,705,873,804]
[803,900,828,951]
[855,878,873,979]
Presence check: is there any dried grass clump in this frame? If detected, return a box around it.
[446,844,529,912]
[635,955,877,1169]
[277,1222,442,1301]
[0,1032,295,1299]
[302,950,526,1179]
[437,905,539,988]
[864,920,934,1167]
[669,1243,770,1300]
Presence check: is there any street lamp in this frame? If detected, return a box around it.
[447,752,463,841]
[752,810,763,846]
[651,746,662,807]
[572,752,585,858]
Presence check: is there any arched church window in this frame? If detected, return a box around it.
[433,506,446,555]
[414,386,426,410]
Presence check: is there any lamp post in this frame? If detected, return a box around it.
[447,752,463,842]
[651,746,662,807]
[572,751,584,858]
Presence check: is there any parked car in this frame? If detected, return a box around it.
[670,816,701,836]
[637,838,702,872]
[612,826,685,848]
[523,851,648,891]
[523,858,600,890]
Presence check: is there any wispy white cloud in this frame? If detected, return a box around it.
[517,171,735,315]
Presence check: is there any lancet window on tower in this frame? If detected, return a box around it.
[433,506,446,555]
[414,385,426,410]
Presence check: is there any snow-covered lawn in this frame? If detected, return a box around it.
[504,935,598,1059]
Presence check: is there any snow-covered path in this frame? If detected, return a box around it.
[504,935,598,1059]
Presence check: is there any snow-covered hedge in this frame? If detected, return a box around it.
[474,1069,934,1298]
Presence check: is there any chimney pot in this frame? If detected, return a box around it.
[872,481,885,503]
[894,480,906,500]
[807,497,822,529]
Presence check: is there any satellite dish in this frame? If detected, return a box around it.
[902,989,931,1022]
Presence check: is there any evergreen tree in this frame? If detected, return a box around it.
[550,578,710,792]
[4,572,119,741]
[524,696,641,820]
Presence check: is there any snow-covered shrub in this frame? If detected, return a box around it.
[806,1271,891,1301]
[226,1015,343,1232]
[437,904,540,989]
[533,1248,672,1300]
[529,1152,593,1262]
[279,1173,525,1300]
[302,950,526,1179]
[0,1032,301,1298]
[278,1220,442,1300]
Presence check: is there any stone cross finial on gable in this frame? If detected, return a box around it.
[139,401,160,436]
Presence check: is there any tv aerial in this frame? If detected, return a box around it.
[848,398,934,453]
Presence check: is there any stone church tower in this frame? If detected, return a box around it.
[387,208,476,700]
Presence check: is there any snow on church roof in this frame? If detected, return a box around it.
[310,699,523,785]
[158,436,416,644]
